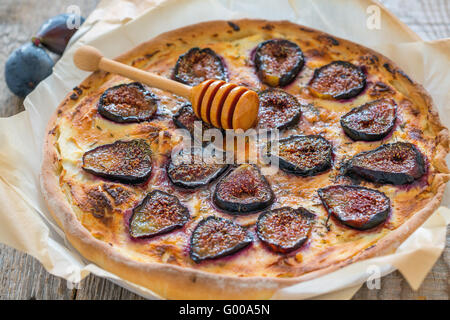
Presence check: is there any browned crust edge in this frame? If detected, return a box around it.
[41,19,449,300]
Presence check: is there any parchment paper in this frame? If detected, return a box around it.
[0,0,449,300]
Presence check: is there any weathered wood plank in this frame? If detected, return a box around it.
[354,226,450,300]
[75,275,145,300]
[0,0,99,117]
[0,245,74,300]
[0,0,100,300]
[380,0,450,40]
[0,0,449,300]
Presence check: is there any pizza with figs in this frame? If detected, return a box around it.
[41,20,449,299]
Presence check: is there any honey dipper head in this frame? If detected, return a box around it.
[231,89,259,130]
[191,80,259,131]
[73,45,103,72]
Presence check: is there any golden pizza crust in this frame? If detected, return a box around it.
[41,19,449,299]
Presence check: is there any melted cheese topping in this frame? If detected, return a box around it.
[49,21,446,278]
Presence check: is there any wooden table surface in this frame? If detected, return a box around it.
[0,0,449,300]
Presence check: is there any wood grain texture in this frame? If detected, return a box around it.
[0,0,449,300]
[380,0,450,40]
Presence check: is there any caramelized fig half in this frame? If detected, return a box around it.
[190,216,252,263]
[341,98,397,141]
[309,61,366,99]
[318,185,390,230]
[254,39,304,87]
[167,147,229,189]
[257,207,314,253]
[213,164,274,214]
[173,47,226,86]
[258,89,302,130]
[345,142,425,185]
[268,135,332,176]
[98,82,158,123]
[82,139,152,184]
[129,190,189,238]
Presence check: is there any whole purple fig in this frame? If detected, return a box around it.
[32,13,85,55]
[5,42,54,97]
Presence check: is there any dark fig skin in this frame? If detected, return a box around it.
[345,142,426,185]
[256,207,314,253]
[254,39,304,87]
[341,98,397,141]
[190,216,252,263]
[318,185,390,230]
[32,13,85,54]
[213,164,274,214]
[173,47,226,86]
[268,135,332,176]
[82,139,152,184]
[5,43,54,97]
[257,89,302,130]
[167,147,229,189]
[129,190,190,238]
[98,82,158,123]
[172,103,215,138]
[309,61,366,100]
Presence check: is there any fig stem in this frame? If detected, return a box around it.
[31,37,41,46]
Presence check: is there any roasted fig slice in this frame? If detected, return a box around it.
[98,82,158,123]
[341,98,397,141]
[82,139,152,184]
[213,164,274,214]
[345,142,425,185]
[268,135,332,176]
[318,185,390,230]
[257,89,302,129]
[129,190,190,238]
[309,61,366,99]
[173,47,226,86]
[190,216,252,263]
[256,207,314,253]
[172,103,214,138]
[167,147,228,188]
[253,39,304,87]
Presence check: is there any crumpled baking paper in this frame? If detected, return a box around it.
[0,0,449,299]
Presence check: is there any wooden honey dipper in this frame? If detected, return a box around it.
[73,45,259,130]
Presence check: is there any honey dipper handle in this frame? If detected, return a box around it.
[73,45,192,99]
